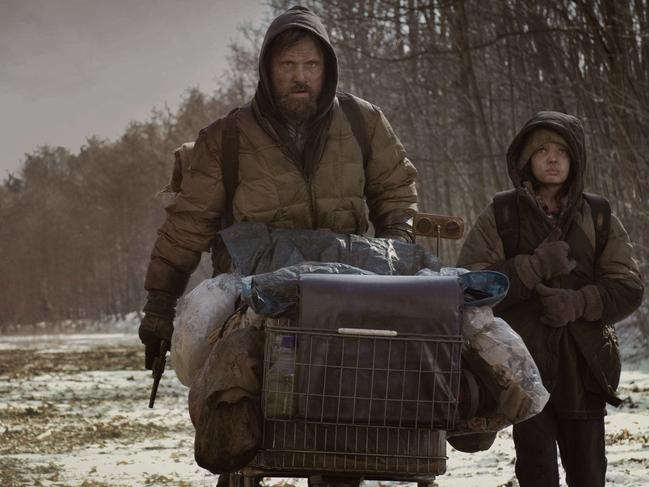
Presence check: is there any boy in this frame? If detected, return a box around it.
[457,111,644,487]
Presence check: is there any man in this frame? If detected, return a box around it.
[139,6,418,371]
[457,111,644,486]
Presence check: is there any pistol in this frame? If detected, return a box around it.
[148,339,170,408]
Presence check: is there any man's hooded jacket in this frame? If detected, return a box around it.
[145,6,418,295]
[458,111,644,418]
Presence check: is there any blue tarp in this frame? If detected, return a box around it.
[220,223,508,317]
[220,222,440,276]
[241,262,374,318]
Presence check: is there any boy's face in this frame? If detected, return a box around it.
[530,142,571,187]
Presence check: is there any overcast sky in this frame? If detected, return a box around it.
[0,0,271,176]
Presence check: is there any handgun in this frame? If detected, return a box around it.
[148,339,169,408]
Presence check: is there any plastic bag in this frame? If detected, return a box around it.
[417,268,509,308]
[455,306,550,432]
[459,271,509,307]
[240,262,374,318]
[171,274,241,387]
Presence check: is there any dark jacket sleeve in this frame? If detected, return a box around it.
[145,128,226,297]
[362,103,418,240]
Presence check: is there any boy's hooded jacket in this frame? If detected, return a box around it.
[458,111,644,418]
[145,6,418,294]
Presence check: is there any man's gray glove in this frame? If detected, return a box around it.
[514,227,576,289]
[535,283,603,327]
[376,222,415,243]
[139,290,176,370]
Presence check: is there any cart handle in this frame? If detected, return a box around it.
[337,328,398,337]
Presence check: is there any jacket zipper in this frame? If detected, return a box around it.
[305,174,318,229]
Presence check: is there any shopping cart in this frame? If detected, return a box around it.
[234,273,465,487]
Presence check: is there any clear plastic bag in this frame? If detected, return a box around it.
[171,274,241,387]
[457,306,550,432]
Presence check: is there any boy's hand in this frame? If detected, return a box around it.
[515,228,576,289]
[532,228,577,279]
[535,283,599,327]
[536,284,581,327]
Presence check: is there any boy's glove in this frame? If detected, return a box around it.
[535,283,602,327]
[515,228,576,289]
[139,290,176,370]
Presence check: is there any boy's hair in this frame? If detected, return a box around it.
[518,128,569,169]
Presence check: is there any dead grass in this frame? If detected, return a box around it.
[0,347,141,379]
[0,343,191,458]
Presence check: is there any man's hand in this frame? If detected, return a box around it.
[378,231,412,242]
[139,290,176,370]
[535,284,587,327]
[139,314,174,370]
[515,228,576,289]
[375,222,415,243]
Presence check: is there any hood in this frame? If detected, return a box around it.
[254,6,338,128]
[506,111,586,215]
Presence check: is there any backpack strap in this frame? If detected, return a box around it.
[221,107,240,228]
[168,142,195,193]
[493,189,520,259]
[338,92,370,168]
[493,189,611,262]
[583,193,611,261]
[209,108,240,277]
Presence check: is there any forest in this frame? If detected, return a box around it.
[1,0,647,329]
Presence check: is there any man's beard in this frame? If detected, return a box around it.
[276,84,318,125]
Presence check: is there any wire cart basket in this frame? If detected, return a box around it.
[245,321,463,483]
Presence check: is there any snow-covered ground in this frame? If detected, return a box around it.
[1,315,648,487]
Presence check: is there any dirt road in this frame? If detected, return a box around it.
[1,329,648,487]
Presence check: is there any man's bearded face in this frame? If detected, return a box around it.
[270,35,324,125]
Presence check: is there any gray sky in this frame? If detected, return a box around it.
[0,0,270,176]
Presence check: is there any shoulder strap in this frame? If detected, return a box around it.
[338,92,370,168]
[583,192,611,261]
[221,107,240,228]
[493,189,520,259]
[169,142,195,193]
